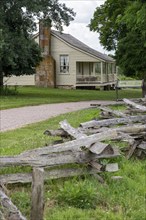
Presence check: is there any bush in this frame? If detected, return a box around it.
[0,85,18,96]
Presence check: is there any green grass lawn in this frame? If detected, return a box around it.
[0,108,145,220]
[0,86,142,109]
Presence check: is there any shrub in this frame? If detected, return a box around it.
[0,85,18,96]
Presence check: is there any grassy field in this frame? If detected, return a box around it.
[0,107,145,220]
[0,86,142,109]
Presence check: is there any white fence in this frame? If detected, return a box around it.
[4,75,35,86]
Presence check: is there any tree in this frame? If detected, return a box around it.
[116,1,146,78]
[89,0,132,51]
[89,0,146,78]
[0,0,75,86]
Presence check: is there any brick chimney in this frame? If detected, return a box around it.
[35,21,56,87]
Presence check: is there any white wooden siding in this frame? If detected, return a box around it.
[51,35,101,86]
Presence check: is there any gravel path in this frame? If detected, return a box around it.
[0,101,119,132]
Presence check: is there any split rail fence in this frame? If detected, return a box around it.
[0,98,146,220]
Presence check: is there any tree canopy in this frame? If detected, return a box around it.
[0,0,75,86]
[89,0,146,79]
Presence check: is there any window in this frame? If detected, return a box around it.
[60,55,69,73]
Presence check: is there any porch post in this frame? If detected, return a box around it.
[101,62,103,83]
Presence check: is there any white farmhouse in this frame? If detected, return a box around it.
[4,24,117,89]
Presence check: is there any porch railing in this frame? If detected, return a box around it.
[76,75,101,84]
[76,74,117,84]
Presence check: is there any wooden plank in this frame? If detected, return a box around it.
[0,210,6,220]
[0,152,89,168]
[59,119,87,139]
[0,168,96,184]
[91,146,120,159]
[126,140,142,159]
[90,101,124,107]
[89,142,114,155]
[0,173,32,184]
[0,130,118,168]
[80,115,146,129]
[31,168,44,220]
[98,106,127,118]
[123,98,146,111]
[137,142,146,150]
[112,132,135,144]
[82,124,146,135]
[89,161,102,172]
[20,130,118,157]
[0,186,27,220]
[0,144,120,168]
[105,163,119,172]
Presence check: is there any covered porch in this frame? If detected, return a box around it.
[76,61,117,87]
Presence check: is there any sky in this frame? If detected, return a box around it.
[58,0,107,54]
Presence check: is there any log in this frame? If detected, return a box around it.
[0,168,98,185]
[31,168,44,220]
[80,115,146,129]
[80,124,146,136]
[0,151,89,168]
[137,142,146,150]
[0,129,118,168]
[0,145,120,168]
[90,101,124,107]
[129,132,146,140]
[117,124,146,133]
[89,161,102,172]
[123,98,146,111]
[112,132,135,144]
[59,119,87,139]
[0,187,27,220]
[20,130,118,157]
[0,210,6,220]
[98,106,127,118]
[0,173,32,184]
[84,127,109,135]
[125,108,145,114]
[126,140,142,159]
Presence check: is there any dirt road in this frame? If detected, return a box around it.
[0,101,119,132]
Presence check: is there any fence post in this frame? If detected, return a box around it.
[115,79,119,101]
[30,168,44,220]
